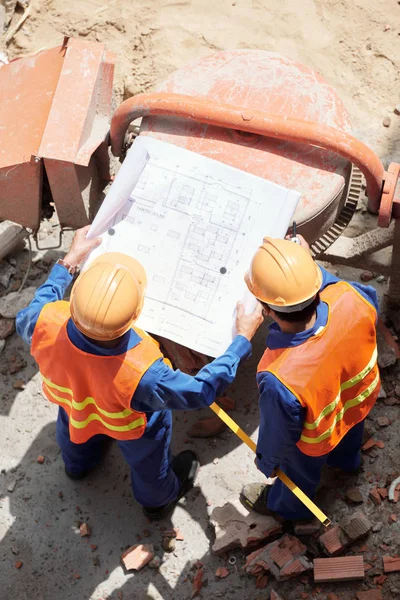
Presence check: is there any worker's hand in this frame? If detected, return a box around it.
[64,226,102,266]
[285,233,311,253]
[235,301,264,341]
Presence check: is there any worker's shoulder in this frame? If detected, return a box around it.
[257,369,294,398]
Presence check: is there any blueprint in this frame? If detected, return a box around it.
[87,136,300,357]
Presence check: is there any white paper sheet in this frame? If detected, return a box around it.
[86,136,300,357]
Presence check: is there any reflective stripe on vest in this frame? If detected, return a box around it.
[31,301,162,444]
[257,282,380,457]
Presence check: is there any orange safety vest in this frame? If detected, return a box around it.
[31,301,163,444]
[257,282,380,457]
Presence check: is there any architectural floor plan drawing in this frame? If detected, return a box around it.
[87,136,300,357]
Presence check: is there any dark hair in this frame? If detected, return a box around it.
[263,293,320,323]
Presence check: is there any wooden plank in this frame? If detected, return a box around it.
[314,556,364,583]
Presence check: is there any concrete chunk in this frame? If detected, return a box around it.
[210,499,282,555]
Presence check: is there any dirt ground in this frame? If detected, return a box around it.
[1,1,400,600]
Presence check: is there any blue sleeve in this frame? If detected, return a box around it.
[132,335,252,412]
[255,371,304,477]
[319,265,379,314]
[16,264,73,346]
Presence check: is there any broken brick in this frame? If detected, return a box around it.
[313,556,364,582]
[191,566,204,598]
[255,573,269,588]
[362,438,377,451]
[389,514,397,523]
[373,574,387,585]
[121,544,154,571]
[327,594,340,600]
[188,415,226,438]
[339,511,372,542]
[79,523,91,537]
[377,488,388,499]
[375,440,385,449]
[356,591,382,600]
[15,561,23,569]
[377,416,390,427]
[383,556,400,573]
[37,455,45,464]
[215,567,229,579]
[90,544,97,551]
[369,488,382,505]
[319,526,347,556]
[210,499,282,555]
[244,534,312,581]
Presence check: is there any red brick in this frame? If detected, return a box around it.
[362,438,377,451]
[383,556,400,573]
[217,396,236,411]
[36,455,45,464]
[15,561,23,569]
[369,488,382,505]
[255,573,269,589]
[355,590,382,600]
[319,526,347,556]
[121,544,154,571]
[377,488,388,499]
[373,574,387,585]
[280,556,311,578]
[188,415,226,437]
[215,567,229,579]
[375,440,385,449]
[313,556,364,582]
[79,523,91,537]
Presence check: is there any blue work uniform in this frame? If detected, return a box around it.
[255,266,379,520]
[17,264,251,508]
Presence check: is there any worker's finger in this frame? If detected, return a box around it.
[253,300,263,316]
[236,301,244,319]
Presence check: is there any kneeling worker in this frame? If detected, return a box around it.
[17,227,263,520]
[241,235,380,520]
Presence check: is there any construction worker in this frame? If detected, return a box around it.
[16,226,263,520]
[241,235,380,521]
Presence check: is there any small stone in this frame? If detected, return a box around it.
[372,522,383,533]
[12,380,25,390]
[79,523,91,537]
[0,340,5,354]
[393,105,400,116]
[346,488,364,504]
[162,537,175,552]
[90,544,97,551]
[58,491,63,499]
[215,566,229,578]
[360,271,374,282]
[11,545,19,555]
[36,455,45,464]
[92,555,101,567]
[383,24,391,31]
[389,514,397,523]
[383,117,391,128]
[7,480,17,493]
[377,416,390,427]
[149,555,162,569]
[376,275,386,283]
[15,561,23,569]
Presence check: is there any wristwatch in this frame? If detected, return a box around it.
[56,259,79,275]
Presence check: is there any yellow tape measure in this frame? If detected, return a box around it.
[209,401,330,527]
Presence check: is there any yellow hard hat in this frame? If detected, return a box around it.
[70,252,147,341]
[245,237,322,311]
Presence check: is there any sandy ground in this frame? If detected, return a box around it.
[1,1,400,599]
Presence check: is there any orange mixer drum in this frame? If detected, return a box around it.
[139,50,353,243]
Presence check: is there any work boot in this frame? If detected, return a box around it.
[240,482,274,516]
[143,450,200,521]
[64,467,90,480]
